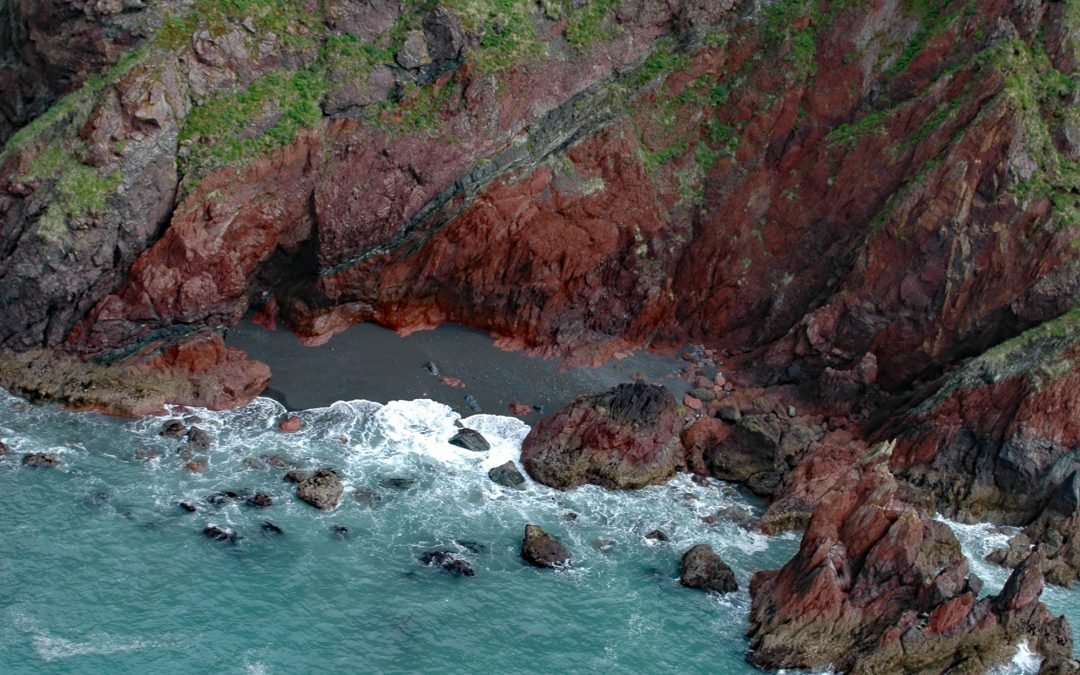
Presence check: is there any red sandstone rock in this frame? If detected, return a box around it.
[440,376,465,389]
[278,416,303,433]
[521,382,683,490]
[683,394,702,410]
[508,402,532,416]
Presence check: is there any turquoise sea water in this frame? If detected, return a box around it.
[0,390,1073,673]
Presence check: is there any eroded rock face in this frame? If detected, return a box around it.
[747,450,1072,673]
[520,382,683,490]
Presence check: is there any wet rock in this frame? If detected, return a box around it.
[160,420,187,438]
[178,501,197,513]
[453,540,488,554]
[683,394,703,410]
[283,470,307,484]
[22,452,60,468]
[521,382,683,490]
[424,361,440,376]
[263,454,289,469]
[203,525,239,544]
[421,550,475,576]
[681,417,731,476]
[521,524,570,568]
[381,477,415,490]
[448,428,490,452]
[186,427,212,450]
[464,394,482,412]
[441,376,466,388]
[690,387,716,402]
[243,457,264,470]
[246,492,273,508]
[134,448,161,461]
[331,524,350,539]
[0,441,7,455]
[261,521,283,535]
[278,416,303,433]
[206,491,243,506]
[185,457,209,473]
[177,448,194,461]
[297,469,344,510]
[645,529,669,542]
[680,544,737,593]
[488,461,526,488]
[354,488,383,507]
[509,402,532,416]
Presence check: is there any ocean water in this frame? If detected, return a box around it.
[0,390,1074,674]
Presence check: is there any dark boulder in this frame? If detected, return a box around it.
[0,441,7,455]
[421,550,475,576]
[186,427,212,450]
[160,420,186,438]
[297,469,344,510]
[488,461,526,488]
[331,524,350,539]
[22,452,60,468]
[134,448,161,461]
[381,477,415,490]
[645,529,669,542]
[284,470,307,484]
[680,544,737,593]
[178,501,197,513]
[448,428,490,452]
[521,382,684,490]
[206,491,243,506]
[261,521,283,535]
[203,525,239,544]
[521,524,570,568]
[246,492,273,508]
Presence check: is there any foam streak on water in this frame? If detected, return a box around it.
[0,391,1073,673]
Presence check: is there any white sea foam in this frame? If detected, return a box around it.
[937,516,1020,594]
[30,631,158,662]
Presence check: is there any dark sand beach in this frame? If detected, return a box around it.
[226,319,694,419]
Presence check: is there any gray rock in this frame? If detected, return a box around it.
[423,7,465,62]
[421,550,475,576]
[680,543,737,593]
[22,452,59,468]
[488,461,526,488]
[690,387,716,402]
[396,30,431,69]
[717,403,741,423]
[449,428,491,452]
[186,426,212,450]
[296,468,344,510]
[521,524,570,568]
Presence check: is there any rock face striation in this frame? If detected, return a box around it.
[747,449,1073,673]
[520,382,683,490]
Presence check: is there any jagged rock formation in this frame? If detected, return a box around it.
[747,451,1074,673]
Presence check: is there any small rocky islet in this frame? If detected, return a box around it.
[1,0,1079,670]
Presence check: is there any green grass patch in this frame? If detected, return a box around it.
[180,67,327,178]
[442,0,545,72]
[563,0,619,50]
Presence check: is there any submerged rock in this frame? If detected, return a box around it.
[420,551,475,577]
[277,416,303,433]
[521,382,683,490]
[331,524,350,539]
[354,488,383,507]
[160,420,186,438]
[261,521,283,535]
[645,529,670,542]
[521,524,570,568]
[246,492,273,508]
[448,428,490,452]
[488,461,525,488]
[22,452,59,468]
[297,469,343,510]
[283,470,307,484]
[679,544,737,593]
[186,427,212,450]
[203,525,239,544]
[178,501,197,513]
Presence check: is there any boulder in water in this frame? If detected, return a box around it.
[284,470,307,484]
[449,428,490,452]
[421,551,475,576]
[160,419,186,438]
[521,382,683,489]
[331,524,350,539]
[488,461,525,488]
[178,501,197,513]
[0,441,7,455]
[381,477,415,490]
[23,452,60,468]
[680,544,737,593]
[133,448,161,461]
[247,492,273,508]
[521,524,570,568]
[186,427,212,450]
[645,529,669,542]
[278,416,303,433]
[261,521,283,535]
[203,525,239,544]
[297,469,343,510]
[354,488,383,507]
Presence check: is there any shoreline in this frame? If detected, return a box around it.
[225,319,696,419]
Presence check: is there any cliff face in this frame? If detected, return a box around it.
[2,0,1079,665]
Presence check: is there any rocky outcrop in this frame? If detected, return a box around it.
[747,450,1072,673]
[448,428,489,452]
[990,471,1080,587]
[520,382,683,490]
[420,550,475,577]
[295,468,343,511]
[521,524,569,568]
[22,451,59,467]
[679,544,737,594]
